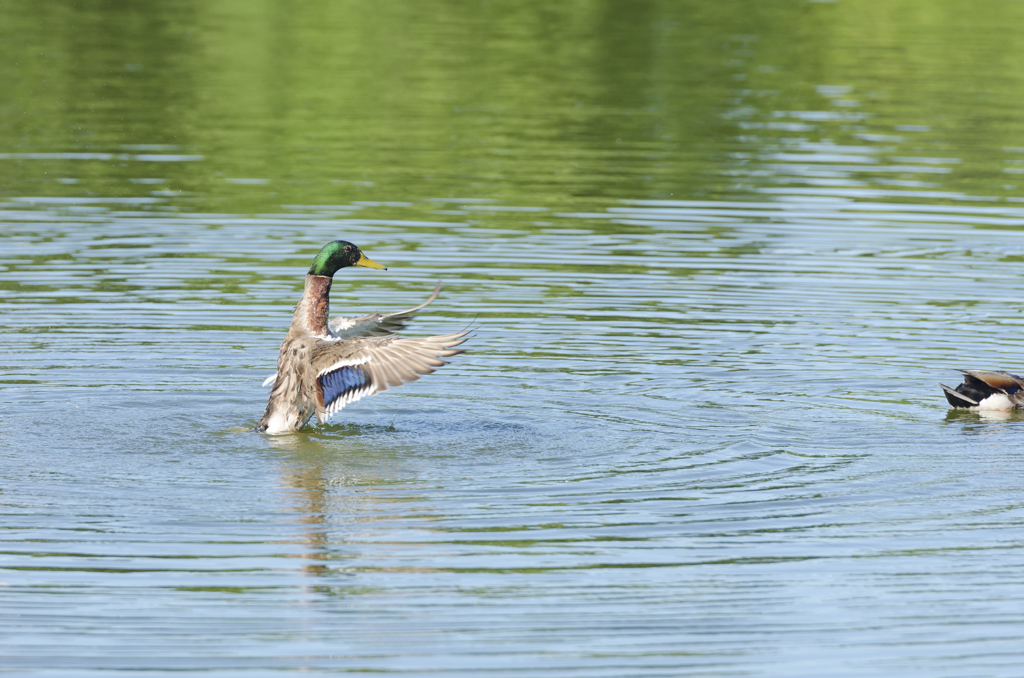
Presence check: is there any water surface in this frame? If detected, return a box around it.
[3,1,1024,676]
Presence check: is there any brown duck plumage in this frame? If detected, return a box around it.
[256,241,468,434]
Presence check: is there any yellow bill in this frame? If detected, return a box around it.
[356,252,387,270]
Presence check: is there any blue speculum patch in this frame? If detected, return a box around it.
[319,366,367,406]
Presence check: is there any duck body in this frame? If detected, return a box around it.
[939,370,1024,411]
[258,274,334,433]
[256,241,468,434]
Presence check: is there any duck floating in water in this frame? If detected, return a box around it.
[256,240,468,434]
[939,370,1024,411]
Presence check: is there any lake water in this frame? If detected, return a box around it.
[4,1,1024,675]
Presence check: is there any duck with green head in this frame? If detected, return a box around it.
[256,240,468,434]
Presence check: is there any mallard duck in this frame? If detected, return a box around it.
[939,370,1024,411]
[256,240,468,434]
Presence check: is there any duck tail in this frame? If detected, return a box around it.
[939,382,978,408]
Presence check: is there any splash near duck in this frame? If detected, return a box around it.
[256,240,468,434]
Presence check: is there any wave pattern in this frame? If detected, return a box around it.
[2,192,1024,676]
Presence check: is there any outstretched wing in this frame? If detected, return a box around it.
[310,329,469,422]
[261,282,444,388]
[329,281,442,338]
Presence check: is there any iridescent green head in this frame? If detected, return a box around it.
[307,240,387,277]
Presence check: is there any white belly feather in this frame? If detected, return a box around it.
[975,393,1014,411]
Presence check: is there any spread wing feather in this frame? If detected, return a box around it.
[310,330,469,422]
[261,282,444,387]
[329,281,442,339]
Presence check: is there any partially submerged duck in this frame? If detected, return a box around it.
[939,370,1024,411]
[256,240,468,434]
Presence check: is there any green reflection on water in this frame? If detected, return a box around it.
[4,2,1024,211]
[6,1,1024,211]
